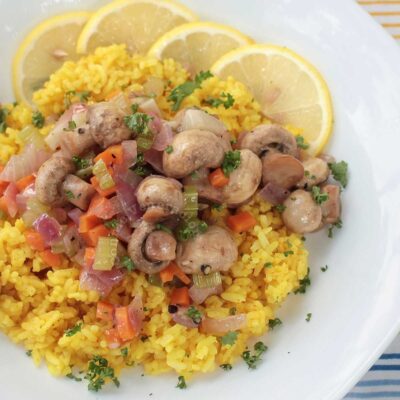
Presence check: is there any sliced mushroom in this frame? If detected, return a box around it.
[183,167,224,204]
[281,189,322,234]
[35,155,75,206]
[62,174,96,210]
[144,230,177,262]
[163,129,226,178]
[136,176,184,222]
[127,221,172,274]
[88,102,131,148]
[321,184,341,224]
[223,149,262,207]
[297,157,329,188]
[262,153,304,188]
[239,124,298,157]
[176,225,238,274]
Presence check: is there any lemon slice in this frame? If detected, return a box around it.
[211,44,333,155]
[76,0,197,55]
[12,11,90,105]
[148,21,253,75]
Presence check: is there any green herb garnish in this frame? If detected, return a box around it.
[72,155,91,170]
[120,348,128,358]
[294,268,311,294]
[176,218,208,241]
[26,350,32,357]
[186,305,202,324]
[221,150,241,176]
[204,92,235,109]
[220,331,238,346]
[176,375,187,389]
[328,218,343,238]
[321,265,328,272]
[131,152,152,177]
[65,190,75,200]
[311,186,329,205]
[211,203,223,211]
[155,223,173,234]
[229,307,237,316]
[168,70,213,111]
[65,322,82,337]
[329,161,348,188]
[241,341,268,369]
[306,313,312,322]
[104,219,119,229]
[275,204,286,213]
[283,250,294,257]
[268,318,282,330]
[0,106,10,133]
[32,111,45,128]
[264,262,272,269]
[296,135,309,150]
[64,90,91,107]
[220,363,232,371]
[120,256,136,272]
[165,145,173,154]
[84,355,120,392]
[66,373,82,382]
[124,106,154,151]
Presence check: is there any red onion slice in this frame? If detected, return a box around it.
[201,314,247,334]
[189,284,223,305]
[33,213,62,245]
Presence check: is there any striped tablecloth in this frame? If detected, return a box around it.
[345,2,400,398]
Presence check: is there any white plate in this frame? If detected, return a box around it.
[2,0,400,399]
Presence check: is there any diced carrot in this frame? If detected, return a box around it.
[94,145,123,167]
[24,229,46,251]
[90,176,116,197]
[104,328,122,349]
[104,89,122,101]
[170,287,191,307]
[159,262,191,285]
[79,212,101,233]
[226,211,257,233]
[96,301,115,322]
[115,306,136,341]
[88,193,105,211]
[208,168,229,188]
[81,224,111,247]
[39,249,62,268]
[84,247,96,266]
[15,174,35,192]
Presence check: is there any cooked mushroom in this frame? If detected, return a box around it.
[223,149,262,207]
[61,174,96,210]
[144,230,177,262]
[176,225,238,274]
[127,221,173,274]
[297,157,329,188]
[59,125,96,157]
[136,176,184,222]
[321,184,341,224]
[239,124,298,157]
[163,129,226,178]
[258,182,290,206]
[88,102,131,148]
[262,153,304,188]
[281,189,322,234]
[183,167,224,204]
[35,155,75,206]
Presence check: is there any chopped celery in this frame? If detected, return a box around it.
[147,274,163,287]
[93,159,115,190]
[76,166,93,179]
[193,271,222,288]
[18,125,46,149]
[183,185,198,219]
[93,236,119,271]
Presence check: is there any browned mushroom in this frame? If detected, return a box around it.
[281,190,322,234]
[61,175,96,210]
[136,176,184,222]
[176,225,238,274]
[321,184,341,224]
[262,153,304,188]
[59,126,96,157]
[297,157,330,188]
[144,230,177,262]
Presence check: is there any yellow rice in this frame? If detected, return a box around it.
[0,45,308,381]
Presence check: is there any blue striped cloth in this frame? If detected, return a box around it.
[345,339,400,399]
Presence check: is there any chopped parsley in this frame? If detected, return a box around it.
[329,161,348,188]
[306,313,312,322]
[124,105,154,151]
[65,322,82,337]
[211,203,223,211]
[321,265,328,272]
[65,190,75,200]
[168,70,213,111]
[64,90,91,107]
[268,318,282,330]
[190,171,200,180]
[186,305,202,324]
[264,262,273,269]
[72,155,91,170]
[63,120,77,131]
[241,341,268,369]
[283,250,294,257]
[26,350,32,357]
[311,186,329,205]
[131,152,152,177]
[294,268,311,294]
[220,331,238,346]
[328,218,343,238]
[165,145,173,154]
[296,135,309,150]
[229,307,237,316]
[176,218,208,241]
[66,373,82,382]
[204,92,235,109]
[176,375,187,389]
[0,106,9,133]
[221,150,241,176]
[120,348,128,358]
[84,355,120,392]
[220,363,233,371]
[275,204,286,213]
[32,111,45,128]
[104,219,119,229]
[121,256,136,272]
[155,223,173,234]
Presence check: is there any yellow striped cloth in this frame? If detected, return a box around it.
[359,0,400,41]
